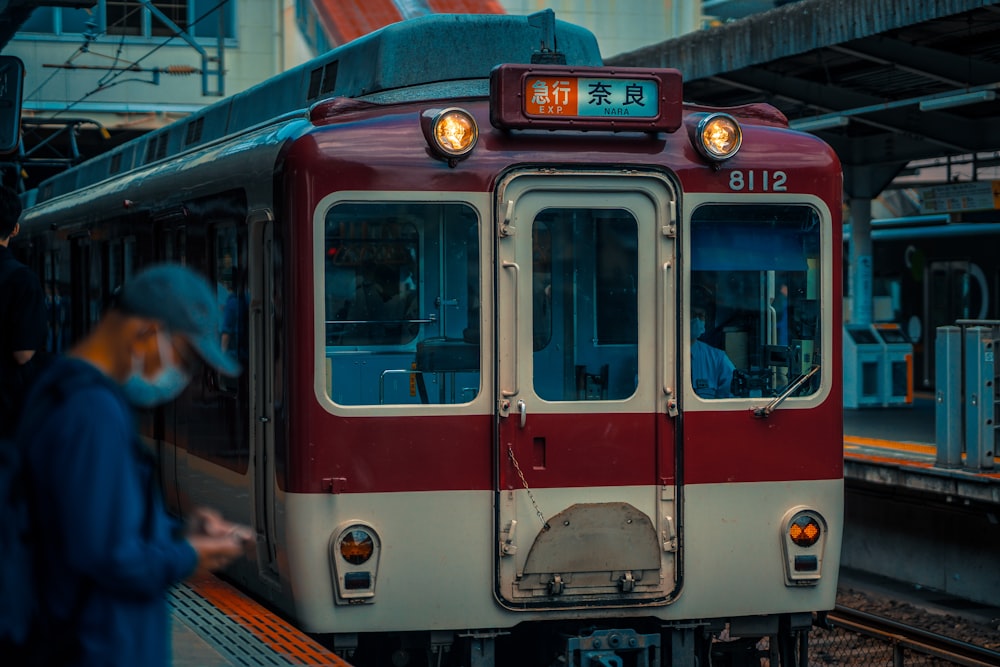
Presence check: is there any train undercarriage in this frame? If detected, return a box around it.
[327,613,814,667]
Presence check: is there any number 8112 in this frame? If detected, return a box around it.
[727,170,787,192]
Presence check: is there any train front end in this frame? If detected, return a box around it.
[277,15,843,667]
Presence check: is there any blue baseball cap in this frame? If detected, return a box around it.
[117,263,242,377]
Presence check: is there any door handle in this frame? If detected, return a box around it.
[501,261,520,398]
[517,399,526,428]
[662,260,675,406]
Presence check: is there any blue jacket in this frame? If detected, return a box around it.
[20,357,198,667]
[692,339,736,399]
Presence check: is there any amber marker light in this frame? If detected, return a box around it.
[788,515,822,547]
[339,528,375,565]
[695,113,742,161]
[421,107,478,163]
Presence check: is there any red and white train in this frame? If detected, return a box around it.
[17,12,844,667]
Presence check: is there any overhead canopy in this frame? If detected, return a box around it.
[7,0,1000,199]
[608,0,1000,198]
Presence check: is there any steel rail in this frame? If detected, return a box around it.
[825,605,1000,667]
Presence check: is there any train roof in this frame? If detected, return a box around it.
[27,13,603,207]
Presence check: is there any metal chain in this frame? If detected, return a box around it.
[507,446,549,530]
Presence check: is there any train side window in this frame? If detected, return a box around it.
[123,237,136,281]
[43,250,67,354]
[102,236,136,311]
[88,242,104,328]
[690,204,822,400]
[214,226,239,331]
[166,199,251,474]
[532,208,638,402]
[213,225,247,379]
[324,202,480,406]
[107,240,123,296]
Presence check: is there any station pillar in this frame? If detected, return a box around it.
[848,197,873,326]
[934,326,962,467]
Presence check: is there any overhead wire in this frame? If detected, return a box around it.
[24,46,85,103]
[38,0,230,120]
[25,7,106,103]
[96,20,130,88]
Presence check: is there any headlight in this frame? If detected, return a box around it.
[330,523,380,602]
[421,107,478,162]
[339,528,375,564]
[694,113,742,161]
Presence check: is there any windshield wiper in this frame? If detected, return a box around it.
[751,365,820,418]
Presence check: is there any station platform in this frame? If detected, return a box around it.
[169,573,349,666]
[843,394,1000,506]
[841,393,1000,610]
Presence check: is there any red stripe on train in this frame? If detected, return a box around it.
[289,406,842,493]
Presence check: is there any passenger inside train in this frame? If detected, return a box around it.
[690,298,736,399]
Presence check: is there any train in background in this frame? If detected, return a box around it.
[15,12,843,667]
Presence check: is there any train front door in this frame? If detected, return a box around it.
[495,172,680,608]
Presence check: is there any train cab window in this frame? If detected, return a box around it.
[690,204,822,400]
[324,202,480,406]
[532,208,639,402]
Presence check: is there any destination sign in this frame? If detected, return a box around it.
[490,64,683,133]
[524,76,659,119]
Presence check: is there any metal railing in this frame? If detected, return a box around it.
[806,607,1000,667]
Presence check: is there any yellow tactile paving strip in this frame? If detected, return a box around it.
[180,573,352,666]
[844,434,1000,479]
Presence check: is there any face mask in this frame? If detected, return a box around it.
[122,330,192,407]
[691,317,706,342]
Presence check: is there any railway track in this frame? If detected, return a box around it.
[816,605,1000,667]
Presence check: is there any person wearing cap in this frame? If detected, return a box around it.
[15,263,249,667]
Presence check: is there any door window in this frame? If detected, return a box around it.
[532,208,639,402]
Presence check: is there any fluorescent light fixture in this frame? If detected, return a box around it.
[919,90,996,112]
[789,115,849,132]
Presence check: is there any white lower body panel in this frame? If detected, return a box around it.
[274,479,842,634]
